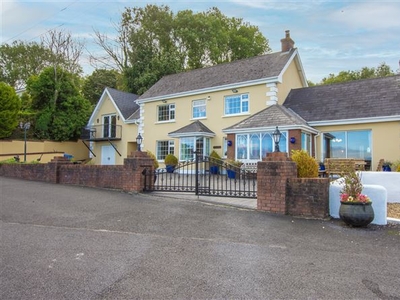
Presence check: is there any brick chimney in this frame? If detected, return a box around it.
[281,30,295,52]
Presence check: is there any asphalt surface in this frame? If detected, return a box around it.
[1,177,400,300]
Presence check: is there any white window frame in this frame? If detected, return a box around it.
[301,132,312,155]
[224,93,249,116]
[157,103,175,122]
[156,140,175,160]
[102,114,117,138]
[192,99,206,119]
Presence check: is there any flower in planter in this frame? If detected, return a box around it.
[339,170,371,204]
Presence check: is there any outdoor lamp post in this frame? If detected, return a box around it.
[272,126,281,152]
[136,133,143,151]
[20,121,31,162]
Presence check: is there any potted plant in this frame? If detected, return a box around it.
[164,154,178,173]
[338,170,374,227]
[209,150,222,174]
[226,159,243,179]
[382,161,392,171]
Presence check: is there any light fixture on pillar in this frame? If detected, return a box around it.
[20,121,31,162]
[136,133,143,151]
[272,126,281,152]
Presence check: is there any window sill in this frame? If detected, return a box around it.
[155,120,176,124]
[190,117,207,121]
[222,113,251,118]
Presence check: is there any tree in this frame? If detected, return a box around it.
[93,4,270,94]
[0,82,21,138]
[27,67,91,141]
[0,41,52,89]
[1,29,83,91]
[82,69,120,105]
[320,62,395,85]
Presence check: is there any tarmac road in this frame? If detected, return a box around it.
[1,177,399,300]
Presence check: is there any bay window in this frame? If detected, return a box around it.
[236,131,287,160]
[180,137,210,161]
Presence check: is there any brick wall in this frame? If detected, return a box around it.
[257,152,330,218]
[0,152,154,193]
[286,178,330,219]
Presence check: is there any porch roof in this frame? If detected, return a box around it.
[223,104,315,133]
[169,120,215,137]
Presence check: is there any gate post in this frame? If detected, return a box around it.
[257,152,297,214]
[123,151,154,192]
[195,150,199,195]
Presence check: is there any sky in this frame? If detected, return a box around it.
[1,0,400,83]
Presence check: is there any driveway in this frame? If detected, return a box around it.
[1,177,399,299]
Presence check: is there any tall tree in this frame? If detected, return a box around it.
[320,62,395,85]
[93,5,270,94]
[27,67,91,141]
[1,29,83,90]
[82,69,120,105]
[0,82,21,138]
[0,41,51,89]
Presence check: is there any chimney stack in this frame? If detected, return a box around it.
[281,30,295,52]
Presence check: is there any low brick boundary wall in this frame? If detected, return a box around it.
[257,152,330,219]
[0,152,154,193]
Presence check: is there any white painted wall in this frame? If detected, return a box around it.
[359,172,400,203]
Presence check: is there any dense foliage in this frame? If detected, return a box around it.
[291,150,319,178]
[0,82,21,138]
[94,5,270,94]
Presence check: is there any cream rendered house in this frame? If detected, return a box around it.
[83,87,140,165]
[137,31,308,166]
[283,75,400,170]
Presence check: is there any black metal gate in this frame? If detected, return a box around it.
[143,152,257,198]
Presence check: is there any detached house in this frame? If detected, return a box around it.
[85,31,400,170]
[136,30,309,164]
[283,75,400,170]
[82,87,140,165]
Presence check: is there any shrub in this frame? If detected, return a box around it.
[164,154,178,166]
[146,151,159,169]
[291,150,319,178]
[209,150,222,166]
[391,159,400,172]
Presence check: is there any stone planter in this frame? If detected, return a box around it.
[339,202,374,227]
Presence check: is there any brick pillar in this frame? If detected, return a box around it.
[123,151,154,192]
[257,152,297,214]
[47,156,72,183]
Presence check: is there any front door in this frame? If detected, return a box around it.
[101,145,115,165]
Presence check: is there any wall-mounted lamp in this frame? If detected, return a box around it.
[290,137,296,144]
[117,115,120,120]
[96,118,99,123]
[206,96,211,101]
[162,100,167,103]
[136,133,143,151]
[232,89,238,93]
[272,126,282,152]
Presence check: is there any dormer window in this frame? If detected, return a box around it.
[224,93,249,115]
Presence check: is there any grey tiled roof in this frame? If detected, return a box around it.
[107,87,139,120]
[283,75,400,122]
[139,49,296,99]
[169,120,215,136]
[223,104,311,131]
